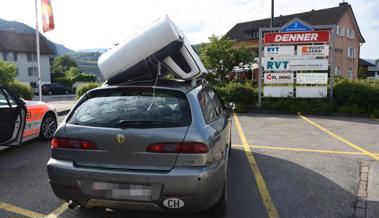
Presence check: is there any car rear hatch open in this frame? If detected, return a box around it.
[59,87,191,171]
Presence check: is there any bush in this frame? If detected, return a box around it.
[262,98,334,114]
[76,82,100,98]
[53,76,73,87]
[7,81,33,100]
[334,79,379,114]
[215,81,257,112]
[0,61,17,85]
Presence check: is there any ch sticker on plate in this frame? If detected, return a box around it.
[163,198,184,209]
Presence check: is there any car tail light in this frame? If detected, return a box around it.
[51,138,97,150]
[146,142,208,154]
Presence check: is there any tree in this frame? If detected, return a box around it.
[199,35,255,81]
[0,60,17,85]
[51,55,78,74]
[64,67,81,80]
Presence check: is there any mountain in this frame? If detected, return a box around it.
[0,18,73,55]
[76,48,107,53]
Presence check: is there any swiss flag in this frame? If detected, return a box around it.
[41,0,54,32]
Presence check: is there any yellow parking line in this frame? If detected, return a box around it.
[45,202,69,218]
[0,202,45,218]
[299,114,379,161]
[232,144,379,156]
[233,113,279,218]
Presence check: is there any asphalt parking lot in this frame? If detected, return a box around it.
[0,113,378,218]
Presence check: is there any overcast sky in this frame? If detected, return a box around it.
[0,0,378,58]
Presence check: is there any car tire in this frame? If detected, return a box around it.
[48,91,53,95]
[39,113,57,141]
[205,180,227,218]
[65,90,69,94]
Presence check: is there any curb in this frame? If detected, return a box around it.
[354,161,370,218]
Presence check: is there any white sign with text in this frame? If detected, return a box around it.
[264,59,329,71]
[297,73,328,84]
[264,46,295,57]
[297,45,329,57]
[264,72,294,84]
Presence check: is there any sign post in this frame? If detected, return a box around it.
[257,18,336,107]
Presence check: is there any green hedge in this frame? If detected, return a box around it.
[262,98,333,113]
[76,82,100,99]
[333,79,379,115]
[215,81,257,112]
[214,79,379,115]
[7,81,33,100]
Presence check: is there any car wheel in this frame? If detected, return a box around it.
[39,113,57,141]
[205,180,227,218]
[65,90,69,94]
[48,91,53,95]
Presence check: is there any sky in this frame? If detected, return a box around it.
[0,0,378,58]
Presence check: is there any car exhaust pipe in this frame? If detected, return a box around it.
[68,201,78,209]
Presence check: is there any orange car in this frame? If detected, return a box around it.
[0,85,58,146]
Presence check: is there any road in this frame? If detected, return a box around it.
[0,113,378,218]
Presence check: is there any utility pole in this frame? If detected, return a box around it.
[35,0,42,102]
[271,0,274,28]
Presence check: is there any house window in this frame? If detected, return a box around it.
[335,67,341,76]
[347,29,355,39]
[3,52,17,61]
[347,47,356,59]
[27,53,37,62]
[347,68,353,79]
[28,67,38,77]
[251,32,259,38]
[336,25,345,37]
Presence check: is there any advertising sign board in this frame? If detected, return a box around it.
[298,45,329,57]
[264,59,328,71]
[264,72,294,84]
[296,73,328,84]
[264,46,295,57]
[296,86,327,98]
[264,86,293,97]
[264,31,330,44]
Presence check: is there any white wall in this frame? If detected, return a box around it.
[0,51,51,85]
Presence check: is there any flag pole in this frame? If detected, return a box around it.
[35,0,43,102]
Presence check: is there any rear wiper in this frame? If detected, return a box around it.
[115,120,177,128]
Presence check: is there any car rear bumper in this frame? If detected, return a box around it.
[47,158,226,212]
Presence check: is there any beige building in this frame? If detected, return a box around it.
[225,2,365,80]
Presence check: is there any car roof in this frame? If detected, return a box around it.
[98,79,206,93]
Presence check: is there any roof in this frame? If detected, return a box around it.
[359,58,375,67]
[225,4,364,43]
[0,30,54,54]
[98,79,203,93]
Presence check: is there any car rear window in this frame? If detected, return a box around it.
[67,88,191,128]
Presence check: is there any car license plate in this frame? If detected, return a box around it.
[79,180,152,201]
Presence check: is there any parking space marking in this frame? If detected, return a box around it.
[233,113,279,218]
[299,114,379,161]
[233,144,379,156]
[0,202,45,218]
[45,202,68,218]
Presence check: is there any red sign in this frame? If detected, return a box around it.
[264,31,329,44]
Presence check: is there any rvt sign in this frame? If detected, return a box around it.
[264,46,294,57]
[266,61,289,70]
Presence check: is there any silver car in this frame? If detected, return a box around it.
[47,80,232,216]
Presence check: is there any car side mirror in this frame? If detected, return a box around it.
[227,102,236,111]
